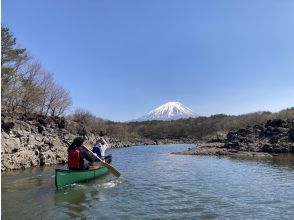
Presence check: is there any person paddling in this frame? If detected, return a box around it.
[67,137,95,170]
[92,137,109,162]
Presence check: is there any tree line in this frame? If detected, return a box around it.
[1,25,72,116]
[68,108,294,141]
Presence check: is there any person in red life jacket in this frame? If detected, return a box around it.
[67,137,95,170]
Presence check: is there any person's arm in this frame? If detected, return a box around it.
[80,147,95,162]
[100,143,108,152]
[101,137,108,146]
[98,141,108,158]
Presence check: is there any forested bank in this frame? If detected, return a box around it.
[68,108,294,141]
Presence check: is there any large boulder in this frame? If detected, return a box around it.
[1,137,22,154]
[39,151,57,166]
[1,150,40,171]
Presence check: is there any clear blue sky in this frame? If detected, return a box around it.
[2,0,294,121]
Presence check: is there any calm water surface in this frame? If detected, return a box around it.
[2,144,294,219]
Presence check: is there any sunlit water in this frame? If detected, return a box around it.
[2,144,294,219]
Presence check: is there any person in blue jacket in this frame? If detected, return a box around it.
[92,137,108,162]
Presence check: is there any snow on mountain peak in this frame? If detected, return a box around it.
[134,101,199,121]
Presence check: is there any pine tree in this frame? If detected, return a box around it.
[1,25,28,98]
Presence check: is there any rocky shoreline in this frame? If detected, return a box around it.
[1,110,193,171]
[2,109,293,171]
[174,119,294,158]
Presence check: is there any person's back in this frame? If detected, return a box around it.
[68,146,82,170]
[92,145,101,158]
[68,137,95,170]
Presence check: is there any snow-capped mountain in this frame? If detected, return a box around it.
[134,102,199,121]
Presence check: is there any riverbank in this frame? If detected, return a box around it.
[1,110,194,171]
[173,119,294,158]
[2,109,293,171]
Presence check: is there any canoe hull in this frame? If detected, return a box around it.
[55,166,109,188]
[55,155,112,188]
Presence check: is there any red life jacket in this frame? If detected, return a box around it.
[68,149,81,169]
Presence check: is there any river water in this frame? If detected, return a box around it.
[2,144,294,219]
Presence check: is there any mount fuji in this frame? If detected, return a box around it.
[134,102,199,121]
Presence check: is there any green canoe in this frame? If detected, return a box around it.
[55,166,109,188]
[55,156,112,188]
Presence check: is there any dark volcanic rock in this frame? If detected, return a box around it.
[265,119,288,128]
[175,119,294,157]
[289,128,294,142]
[37,116,48,127]
[173,142,273,158]
[2,121,15,133]
[37,124,45,134]
[224,119,294,153]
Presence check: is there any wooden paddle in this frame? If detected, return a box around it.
[82,145,121,177]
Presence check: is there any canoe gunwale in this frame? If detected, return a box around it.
[56,166,105,173]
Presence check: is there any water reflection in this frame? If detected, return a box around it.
[2,167,55,193]
[269,154,294,168]
[228,153,294,170]
[54,187,88,218]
